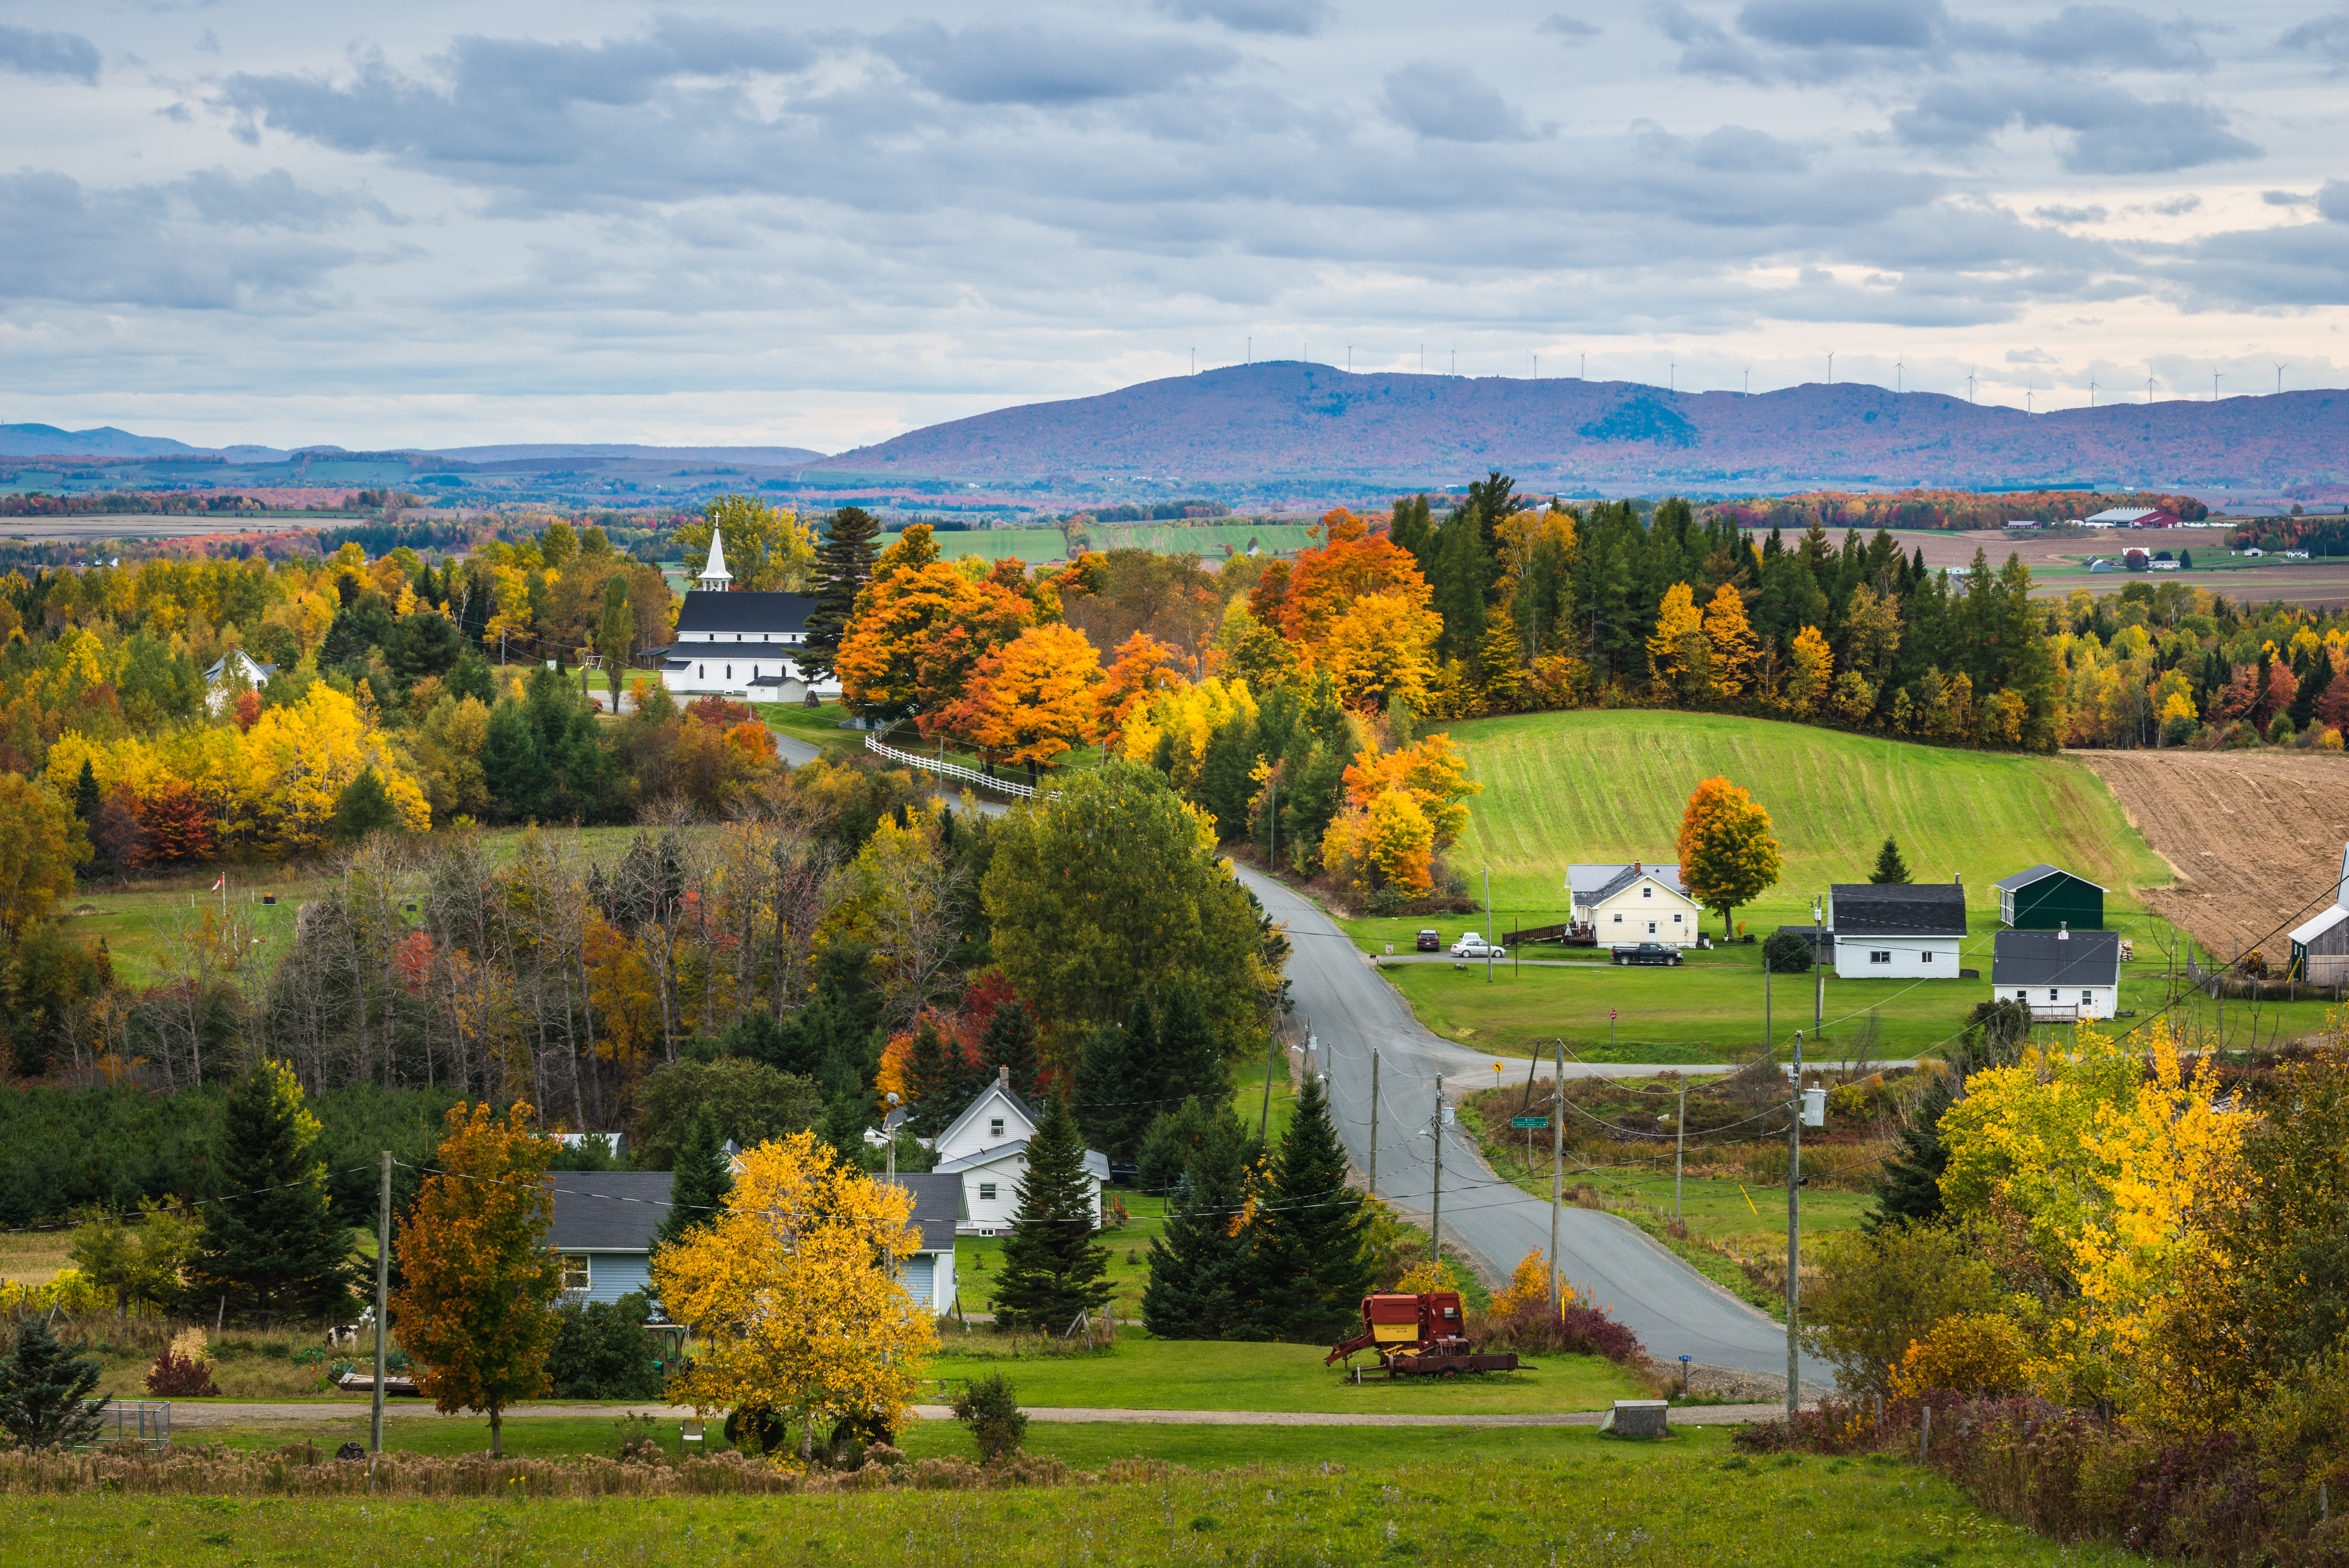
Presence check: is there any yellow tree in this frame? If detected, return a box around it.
[1645,583,1702,694]
[943,622,1102,770]
[1094,631,1187,748]
[1786,625,1834,714]
[0,774,90,936]
[652,1131,934,1454]
[391,1101,563,1457]
[1674,775,1781,940]
[674,495,817,592]
[1317,590,1441,714]
[1701,585,1759,698]
[243,684,430,854]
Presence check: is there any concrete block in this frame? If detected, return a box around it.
[1598,1400,1670,1438]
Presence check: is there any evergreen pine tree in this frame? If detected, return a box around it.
[1140,1114,1259,1339]
[183,1059,357,1321]
[1151,982,1230,1109]
[989,1088,1112,1332]
[654,1108,732,1250]
[1073,1012,1137,1158]
[0,1315,107,1450]
[1865,1069,1956,1231]
[332,768,399,839]
[1248,1073,1373,1342]
[905,1018,963,1140]
[799,506,881,684]
[71,759,100,821]
[979,1000,1043,1098]
[1869,836,1912,884]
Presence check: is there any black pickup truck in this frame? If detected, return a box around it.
[1611,943,1684,966]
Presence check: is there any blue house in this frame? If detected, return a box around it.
[547,1168,962,1314]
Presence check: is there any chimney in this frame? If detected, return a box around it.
[2058,921,2070,941]
[998,1065,1009,1088]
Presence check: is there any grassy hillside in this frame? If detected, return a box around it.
[1432,709,2170,930]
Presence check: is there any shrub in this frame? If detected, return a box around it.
[1803,1221,2001,1396]
[951,1372,1028,1462]
[145,1349,221,1397]
[1762,929,1814,974]
[1888,1313,2028,1399]
[545,1292,666,1401]
[1470,1299,1647,1367]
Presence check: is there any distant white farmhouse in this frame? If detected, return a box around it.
[653,529,839,704]
[1567,862,1702,946]
[200,650,276,716]
[1828,882,1967,980]
[1991,928,2121,1021]
[929,1070,1107,1236]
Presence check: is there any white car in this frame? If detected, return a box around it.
[1450,934,1501,959]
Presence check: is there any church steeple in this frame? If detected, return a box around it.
[696,527,732,591]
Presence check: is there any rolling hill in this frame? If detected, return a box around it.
[817,363,2349,493]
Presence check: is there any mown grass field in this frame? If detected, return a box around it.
[881,527,1070,563]
[9,1441,2134,1567]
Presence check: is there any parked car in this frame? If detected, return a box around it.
[1612,943,1683,966]
[1452,934,1501,959]
[1415,929,1442,952]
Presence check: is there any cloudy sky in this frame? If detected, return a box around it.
[3,0,2345,452]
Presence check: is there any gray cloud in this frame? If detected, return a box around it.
[1658,1,2199,83]
[2281,13,2349,68]
[2263,189,2313,206]
[0,23,99,83]
[1962,6,2202,69]
[1894,82,2257,173]
[1382,62,1535,142]
[0,170,356,309]
[1539,14,1601,40]
[2034,204,2106,224]
[1154,0,1330,35]
[2323,181,2349,223]
[876,23,1237,105]
[1738,0,1943,50]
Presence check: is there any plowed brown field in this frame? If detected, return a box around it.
[2075,749,2349,955]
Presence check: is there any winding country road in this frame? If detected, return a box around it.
[1230,865,1829,1384]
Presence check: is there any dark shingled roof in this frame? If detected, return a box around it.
[879,1172,964,1254]
[1830,882,1967,937]
[547,1172,674,1252]
[1992,929,2122,987]
[674,591,815,637]
[1992,863,2107,894]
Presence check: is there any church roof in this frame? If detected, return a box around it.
[673,592,816,636]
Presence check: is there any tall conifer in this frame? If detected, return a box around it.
[1140,1114,1259,1339]
[184,1059,357,1321]
[979,1000,1043,1098]
[989,1089,1111,1332]
[800,506,881,684]
[654,1107,732,1251]
[1250,1074,1373,1342]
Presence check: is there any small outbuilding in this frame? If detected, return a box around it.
[2288,845,2349,985]
[1993,864,2106,930]
[1992,928,2122,1021]
[1828,882,1967,979]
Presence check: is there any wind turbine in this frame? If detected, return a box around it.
[1670,362,1676,392]
[1966,370,1976,403]
[2089,377,2098,408]
[2145,375,2156,403]
[2213,371,2222,401]
[1895,357,1904,394]
[2276,363,2288,394]
[1827,350,1835,385]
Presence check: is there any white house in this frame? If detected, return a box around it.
[653,529,839,704]
[929,1070,1108,1236]
[1828,882,1967,979]
[1991,928,2122,1021]
[1567,862,1702,946]
[200,650,276,715]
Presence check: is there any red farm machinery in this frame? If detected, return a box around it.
[1325,1292,1521,1379]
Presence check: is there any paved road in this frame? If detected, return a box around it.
[175,1400,1785,1429]
[1230,865,1830,1384]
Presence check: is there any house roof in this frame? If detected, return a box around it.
[1830,882,1967,936]
[878,1172,965,1253]
[674,591,816,637]
[932,1077,1037,1155]
[1567,863,1688,903]
[2289,904,2349,947]
[936,1140,1111,1181]
[1992,863,2107,895]
[1992,929,2122,987]
[202,652,277,683]
[547,1171,674,1252]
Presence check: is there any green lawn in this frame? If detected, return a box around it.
[1088,522,1325,557]
[755,699,870,760]
[880,527,1070,563]
[920,1331,1649,1416]
[11,1441,2135,1567]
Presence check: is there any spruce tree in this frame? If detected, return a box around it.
[905,1018,963,1140]
[1870,836,1912,885]
[989,1089,1112,1332]
[0,1316,106,1450]
[1249,1074,1372,1342]
[1073,1013,1136,1159]
[333,768,399,839]
[654,1107,732,1250]
[71,759,100,821]
[184,1059,358,1321]
[979,1000,1043,1099]
[1152,982,1231,1109]
[799,506,881,684]
[1140,1115,1259,1339]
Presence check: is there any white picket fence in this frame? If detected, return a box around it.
[864,731,1039,800]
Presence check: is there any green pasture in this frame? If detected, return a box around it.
[1088,522,1324,557]
[880,527,1069,563]
[1415,709,2171,927]
[11,1442,2131,1567]
[755,699,870,761]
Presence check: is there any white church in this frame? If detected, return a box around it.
[654,530,840,704]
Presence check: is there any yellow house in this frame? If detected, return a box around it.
[1568,862,1701,947]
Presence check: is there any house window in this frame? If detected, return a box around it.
[1922,950,1933,964]
[2015,990,2028,1001]
[979,1182,997,1202]
[1672,913,1682,924]
[726,665,732,679]
[2081,990,2094,1004]
[1870,951,1891,964]
[560,1254,589,1292]
[2048,988,2060,1001]
[697,665,704,678]
[1642,887,1653,899]
[1613,913,1623,924]
[989,1117,1005,1138]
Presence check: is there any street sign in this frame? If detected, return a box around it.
[1510,1116,1549,1129]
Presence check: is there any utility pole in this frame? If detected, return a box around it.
[372,1149,391,1455]
[1549,1040,1565,1313]
[1812,894,1825,1047]
[1368,1048,1381,1197]
[1787,1031,1804,1423]
[1674,1079,1687,1225]
[1484,868,1493,984]
[1259,1024,1280,1140]
[1430,1075,1445,1264]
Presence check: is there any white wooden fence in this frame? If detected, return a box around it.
[864,731,1039,800]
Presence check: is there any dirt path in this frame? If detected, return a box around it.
[170,1400,1788,1430]
[2074,750,2349,955]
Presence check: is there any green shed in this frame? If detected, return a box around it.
[1993,864,2105,930]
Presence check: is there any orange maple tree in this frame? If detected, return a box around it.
[935,623,1104,767]
[1093,631,1187,747]
[391,1100,563,1457]
[1277,508,1436,651]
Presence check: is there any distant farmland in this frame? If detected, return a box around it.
[1090,522,1323,557]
